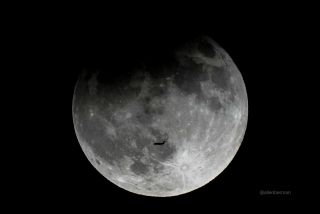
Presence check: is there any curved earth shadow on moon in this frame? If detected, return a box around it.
[72,36,248,197]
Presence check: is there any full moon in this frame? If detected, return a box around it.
[72,36,248,197]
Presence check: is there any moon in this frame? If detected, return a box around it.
[72,36,248,197]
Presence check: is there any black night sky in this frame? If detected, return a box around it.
[7,2,312,211]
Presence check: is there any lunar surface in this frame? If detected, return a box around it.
[72,36,248,197]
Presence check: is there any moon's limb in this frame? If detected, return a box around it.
[72,36,248,197]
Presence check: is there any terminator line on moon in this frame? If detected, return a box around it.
[72,36,248,197]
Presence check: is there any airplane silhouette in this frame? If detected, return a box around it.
[154,140,166,145]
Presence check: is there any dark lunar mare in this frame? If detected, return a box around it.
[173,59,209,100]
[209,66,231,91]
[172,56,232,113]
